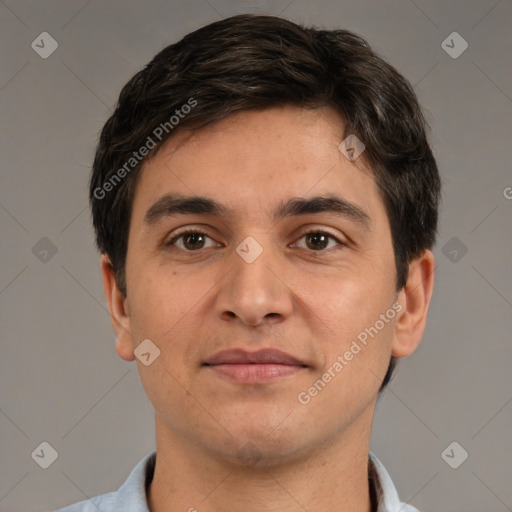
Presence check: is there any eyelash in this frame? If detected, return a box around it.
[166,228,346,252]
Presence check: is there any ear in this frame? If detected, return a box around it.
[391,249,435,359]
[100,254,136,361]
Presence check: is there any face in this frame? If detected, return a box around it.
[109,106,417,466]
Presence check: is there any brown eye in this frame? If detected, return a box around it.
[305,232,330,250]
[167,230,218,251]
[295,230,344,252]
[181,232,206,250]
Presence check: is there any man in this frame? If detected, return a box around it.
[58,13,439,512]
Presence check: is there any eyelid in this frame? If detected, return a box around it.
[165,226,219,247]
[294,225,346,242]
[292,227,348,250]
[166,225,348,251]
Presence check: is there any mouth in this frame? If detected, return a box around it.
[202,348,308,384]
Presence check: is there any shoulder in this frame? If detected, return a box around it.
[55,492,116,511]
[399,504,420,512]
[55,451,156,512]
[369,451,421,512]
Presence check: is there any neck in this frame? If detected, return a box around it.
[148,409,376,512]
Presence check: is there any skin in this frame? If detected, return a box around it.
[101,105,435,512]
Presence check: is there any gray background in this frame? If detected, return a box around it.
[1,1,511,511]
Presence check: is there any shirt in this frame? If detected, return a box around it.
[56,450,419,512]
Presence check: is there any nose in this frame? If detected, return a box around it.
[215,238,294,328]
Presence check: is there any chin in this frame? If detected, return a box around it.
[205,420,316,470]
[212,439,311,470]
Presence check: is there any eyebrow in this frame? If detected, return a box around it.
[144,193,372,230]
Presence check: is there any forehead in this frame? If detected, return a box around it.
[131,106,386,229]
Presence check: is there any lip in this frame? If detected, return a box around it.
[204,348,306,366]
[203,348,308,384]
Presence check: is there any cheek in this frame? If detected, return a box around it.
[127,269,214,386]
[312,273,390,336]
[128,267,194,337]
[309,272,396,384]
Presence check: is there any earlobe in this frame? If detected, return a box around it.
[114,336,136,361]
[100,255,136,361]
[391,250,435,359]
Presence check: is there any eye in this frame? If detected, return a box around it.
[166,229,220,251]
[293,230,345,251]
[166,228,346,252]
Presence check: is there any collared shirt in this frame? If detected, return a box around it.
[56,450,419,512]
